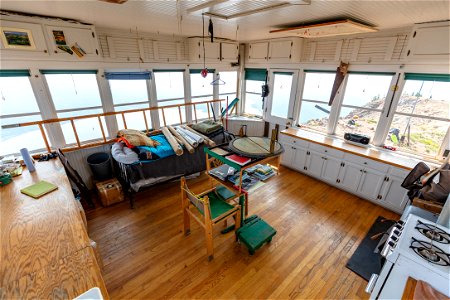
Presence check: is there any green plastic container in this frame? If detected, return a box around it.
[236,215,277,255]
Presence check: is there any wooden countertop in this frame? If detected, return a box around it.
[0,160,108,299]
[281,127,438,170]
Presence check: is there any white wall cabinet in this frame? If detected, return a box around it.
[248,41,269,62]
[44,25,100,60]
[279,134,409,214]
[248,38,302,63]
[405,21,450,62]
[221,42,239,62]
[188,38,238,62]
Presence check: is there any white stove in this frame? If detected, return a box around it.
[367,214,450,299]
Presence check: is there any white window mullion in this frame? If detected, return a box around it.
[184,69,193,123]
[327,75,348,135]
[372,73,402,146]
[292,69,306,126]
[29,69,65,148]
[148,70,160,130]
[212,72,220,119]
[96,70,118,137]
[374,73,406,146]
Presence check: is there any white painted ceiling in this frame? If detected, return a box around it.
[0,0,449,41]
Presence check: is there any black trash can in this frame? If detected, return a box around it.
[87,152,112,181]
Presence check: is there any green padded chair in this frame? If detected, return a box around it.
[180,177,241,261]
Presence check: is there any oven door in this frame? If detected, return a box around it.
[366,260,394,299]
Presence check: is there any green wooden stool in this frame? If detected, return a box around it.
[236,215,276,255]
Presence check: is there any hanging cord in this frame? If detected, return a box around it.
[202,13,206,70]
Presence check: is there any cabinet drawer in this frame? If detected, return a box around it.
[309,143,344,159]
[389,167,409,179]
[279,134,309,148]
[343,153,390,173]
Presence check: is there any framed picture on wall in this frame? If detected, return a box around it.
[0,27,36,50]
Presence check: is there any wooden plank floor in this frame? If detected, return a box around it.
[86,166,399,299]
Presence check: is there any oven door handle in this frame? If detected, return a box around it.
[365,274,379,294]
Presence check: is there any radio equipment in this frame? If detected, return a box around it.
[344,132,370,146]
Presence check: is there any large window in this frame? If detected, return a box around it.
[0,71,46,155]
[154,70,185,126]
[335,73,393,139]
[190,70,214,121]
[44,71,106,144]
[218,71,238,101]
[298,71,335,133]
[385,74,450,157]
[244,68,266,117]
[270,72,294,119]
[107,72,151,131]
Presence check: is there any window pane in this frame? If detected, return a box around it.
[302,73,335,102]
[109,79,148,105]
[191,96,212,121]
[245,80,263,94]
[244,93,263,116]
[270,73,293,118]
[115,103,151,131]
[218,71,237,96]
[335,108,381,139]
[190,73,213,97]
[385,116,449,156]
[0,115,46,155]
[58,109,106,143]
[45,74,102,110]
[0,77,40,115]
[342,74,392,108]
[158,99,185,126]
[298,101,329,133]
[154,72,184,100]
[395,80,450,119]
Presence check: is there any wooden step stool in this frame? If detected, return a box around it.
[236,215,276,255]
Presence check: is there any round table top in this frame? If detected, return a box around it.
[229,136,283,158]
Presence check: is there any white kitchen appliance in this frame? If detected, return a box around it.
[366,214,450,299]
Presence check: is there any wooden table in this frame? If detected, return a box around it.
[0,160,108,299]
[204,145,281,219]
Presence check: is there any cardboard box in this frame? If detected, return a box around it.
[96,178,124,207]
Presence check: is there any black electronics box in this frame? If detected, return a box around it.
[344,133,370,145]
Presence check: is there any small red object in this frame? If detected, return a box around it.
[383,145,397,151]
[201,68,208,78]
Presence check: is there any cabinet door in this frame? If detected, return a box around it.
[280,143,295,166]
[321,156,342,184]
[203,41,220,61]
[358,168,386,200]
[380,176,409,213]
[338,161,362,192]
[248,42,268,61]
[221,42,239,62]
[292,146,308,172]
[305,150,325,178]
[45,25,99,59]
[268,40,293,62]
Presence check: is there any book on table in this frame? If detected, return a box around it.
[20,180,58,199]
[226,154,251,166]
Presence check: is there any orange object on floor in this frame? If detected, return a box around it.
[96,178,124,207]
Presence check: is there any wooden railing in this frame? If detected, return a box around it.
[4,99,225,153]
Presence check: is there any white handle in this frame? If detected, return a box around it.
[365,273,379,294]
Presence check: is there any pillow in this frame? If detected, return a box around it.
[111,142,139,164]
[117,129,160,147]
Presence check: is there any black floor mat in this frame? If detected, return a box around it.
[346,216,396,281]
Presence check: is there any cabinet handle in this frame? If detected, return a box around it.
[363,170,367,173]
[342,162,345,167]
[304,166,308,170]
[336,179,340,183]
[324,157,327,160]
[386,177,389,182]
[325,150,328,153]
[307,151,310,155]
[379,195,382,199]
[377,195,380,199]
[360,169,363,172]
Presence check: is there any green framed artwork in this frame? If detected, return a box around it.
[0,27,36,50]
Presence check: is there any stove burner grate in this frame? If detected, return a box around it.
[410,237,450,267]
[415,220,450,244]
